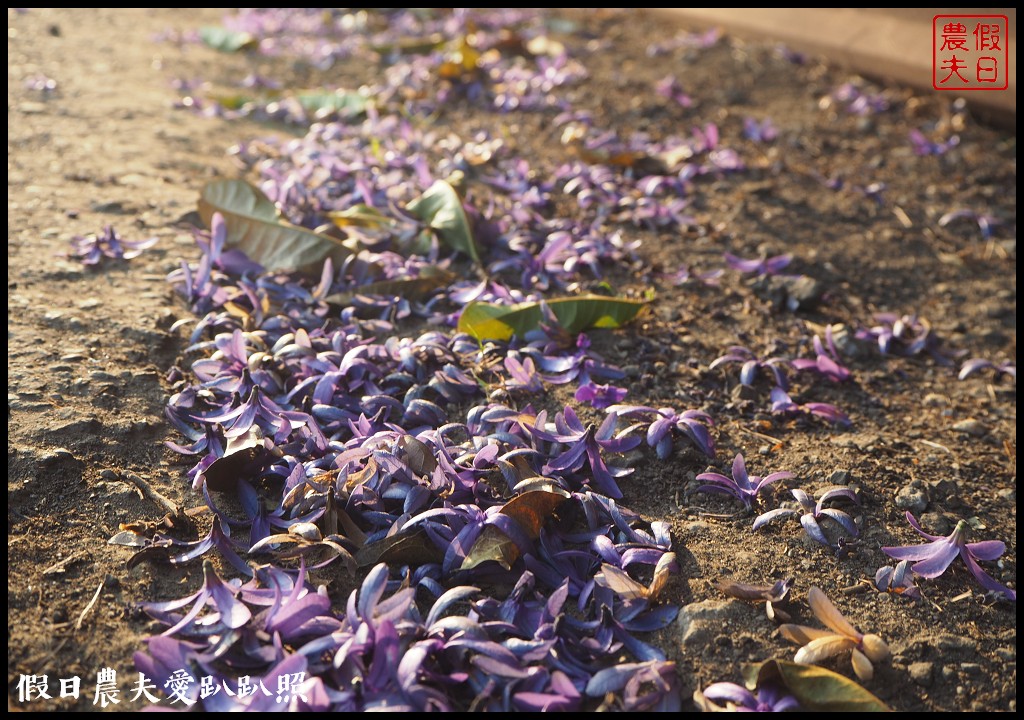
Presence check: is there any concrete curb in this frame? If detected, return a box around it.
[642,8,1015,130]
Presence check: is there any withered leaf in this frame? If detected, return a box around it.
[461,488,570,571]
[743,659,891,712]
[324,268,455,308]
[355,528,444,568]
[398,435,438,477]
[201,444,269,493]
[497,487,571,539]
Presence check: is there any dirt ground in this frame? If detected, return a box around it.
[7,8,1016,712]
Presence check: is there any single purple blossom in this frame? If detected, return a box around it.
[743,116,778,143]
[754,486,860,552]
[829,82,889,115]
[873,559,922,601]
[654,75,692,108]
[646,27,720,56]
[138,559,251,637]
[695,453,793,511]
[770,387,851,427]
[882,512,1015,601]
[723,251,792,276]
[938,208,999,240]
[498,354,544,395]
[575,381,628,410]
[66,224,157,265]
[695,681,800,712]
[790,326,852,383]
[909,128,960,156]
[958,358,1016,382]
[608,404,715,459]
[854,312,960,365]
[531,406,641,499]
[655,264,722,287]
[710,345,791,391]
[25,73,58,92]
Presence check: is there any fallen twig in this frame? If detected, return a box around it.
[74,580,104,631]
[42,550,88,576]
[124,472,181,518]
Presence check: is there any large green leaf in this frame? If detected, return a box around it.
[198,179,354,273]
[406,180,481,265]
[743,659,891,712]
[457,295,648,341]
[296,90,370,119]
[327,203,395,230]
[199,26,258,53]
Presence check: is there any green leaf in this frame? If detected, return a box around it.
[326,204,395,230]
[295,90,370,119]
[744,659,891,712]
[457,295,648,341]
[199,26,258,53]
[198,179,354,274]
[406,180,481,265]
[370,32,446,56]
[324,267,455,306]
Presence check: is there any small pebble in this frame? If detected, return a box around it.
[951,419,987,437]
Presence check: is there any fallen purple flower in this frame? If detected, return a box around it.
[754,486,860,552]
[574,380,628,410]
[66,224,157,265]
[853,312,961,365]
[655,264,722,287]
[828,81,889,115]
[909,128,959,156]
[608,404,715,459]
[882,512,1015,601]
[138,559,251,637]
[743,116,778,143]
[938,208,999,240]
[958,358,1016,382]
[710,345,791,391]
[695,453,792,511]
[695,681,800,712]
[769,387,851,427]
[654,75,692,108]
[790,326,852,383]
[873,559,921,601]
[723,251,792,276]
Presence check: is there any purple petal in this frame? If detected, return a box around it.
[512,692,578,712]
[731,454,748,486]
[585,663,647,696]
[907,536,961,578]
[266,593,331,637]
[680,421,714,457]
[753,508,796,531]
[755,471,793,490]
[204,563,251,630]
[818,508,858,537]
[960,547,1017,601]
[959,358,993,380]
[357,563,390,620]
[904,512,943,541]
[967,540,1007,561]
[882,542,944,563]
[701,681,757,708]
[799,514,832,547]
